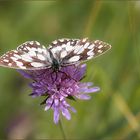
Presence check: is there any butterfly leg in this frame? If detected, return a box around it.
[49,70,58,83]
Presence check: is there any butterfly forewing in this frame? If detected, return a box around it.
[0,41,51,70]
[61,38,111,65]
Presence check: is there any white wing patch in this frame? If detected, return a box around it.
[31,62,46,67]
[60,50,67,58]
[69,55,80,62]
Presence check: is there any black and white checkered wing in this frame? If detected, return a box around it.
[63,38,111,64]
[49,38,111,66]
[48,38,79,60]
[0,41,51,70]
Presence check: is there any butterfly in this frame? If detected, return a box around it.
[0,38,111,71]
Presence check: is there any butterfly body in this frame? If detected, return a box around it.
[51,56,61,72]
[0,38,111,70]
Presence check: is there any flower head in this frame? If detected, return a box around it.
[18,64,100,124]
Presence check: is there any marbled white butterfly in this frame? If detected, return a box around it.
[0,38,111,71]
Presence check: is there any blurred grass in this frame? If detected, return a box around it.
[0,1,140,139]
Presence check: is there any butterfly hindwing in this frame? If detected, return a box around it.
[48,38,80,60]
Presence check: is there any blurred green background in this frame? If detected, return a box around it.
[0,1,140,139]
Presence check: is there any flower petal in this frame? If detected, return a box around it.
[86,87,100,93]
[79,87,100,93]
[54,108,60,124]
[73,64,87,80]
[69,107,77,113]
[17,70,32,79]
[45,105,50,111]
[76,94,91,100]
[62,108,71,120]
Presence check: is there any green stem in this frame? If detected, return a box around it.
[59,119,66,140]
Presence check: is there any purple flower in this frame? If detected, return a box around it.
[18,64,100,124]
